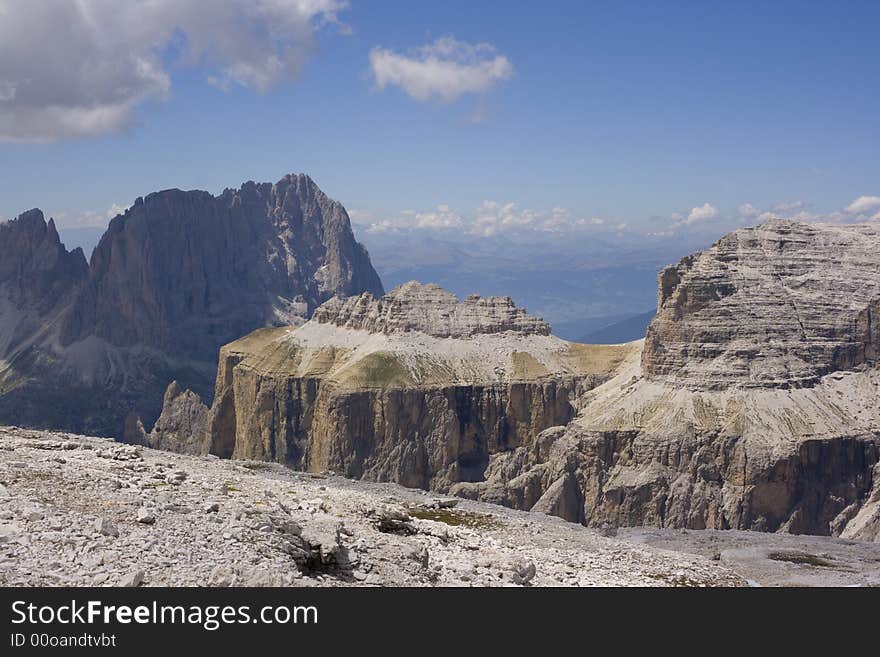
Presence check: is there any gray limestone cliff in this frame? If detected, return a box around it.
[642,220,880,388]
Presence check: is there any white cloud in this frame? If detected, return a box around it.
[0,0,348,142]
[846,195,880,215]
[413,205,464,229]
[346,208,374,223]
[685,202,718,225]
[474,201,535,236]
[106,203,130,220]
[369,36,513,102]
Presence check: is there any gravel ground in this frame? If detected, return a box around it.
[0,426,743,587]
[616,527,880,587]
[5,425,876,587]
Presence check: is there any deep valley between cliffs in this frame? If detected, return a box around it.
[2,174,880,587]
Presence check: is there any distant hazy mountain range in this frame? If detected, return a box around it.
[578,310,655,344]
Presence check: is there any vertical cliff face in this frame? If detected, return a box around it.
[61,174,383,361]
[182,283,633,490]
[0,174,383,436]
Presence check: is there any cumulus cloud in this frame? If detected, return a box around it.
[685,202,718,224]
[473,201,536,236]
[411,205,464,229]
[739,195,880,225]
[369,36,513,102]
[0,0,347,141]
[846,195,880,216]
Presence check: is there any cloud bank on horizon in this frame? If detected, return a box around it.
[354,193,880,242]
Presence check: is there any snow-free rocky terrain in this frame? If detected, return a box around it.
[150,224,880,538]
[0,427,741,587]
[0,174,383,437]
[4,427,880,587]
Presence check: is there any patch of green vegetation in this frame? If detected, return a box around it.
[348,352,413,388]
[409,507,502,530]
[768,551,838,568]
[224,481,241,492]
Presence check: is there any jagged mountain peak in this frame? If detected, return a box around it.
[0,173,385,436]
[0,208,88,313]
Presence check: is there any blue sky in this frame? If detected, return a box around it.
[1,0,879,237]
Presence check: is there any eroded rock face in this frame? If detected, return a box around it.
[147,382,210,455]
[0,174,383,436]
[0,210,90,429]
[642,220,880,389]
[313,281,551,337]
[180,284,633,490]
[455,415,880,537]
[456,221,880,538]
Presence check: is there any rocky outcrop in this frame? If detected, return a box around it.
[185,283,634,490]
[455,221,880,539]
[0,174,383,436]
[643,220,880,388]
[0,210,88,365]
[312,281,551,337]
[454,395,880,537]
[147,381,210,455]
[0,210,91,429]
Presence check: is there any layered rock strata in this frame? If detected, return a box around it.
[642,220,880,388]
[165,283,633,490]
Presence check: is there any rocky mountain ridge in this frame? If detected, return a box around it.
[0,174,383,436]
[456,221,880,538]
[312,281,552,337]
